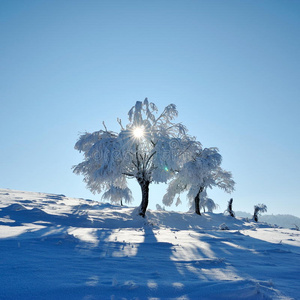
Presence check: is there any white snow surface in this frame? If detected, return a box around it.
[0,189,299,300]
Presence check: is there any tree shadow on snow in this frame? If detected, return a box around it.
[1,205,300,300]
[184,229,300,299]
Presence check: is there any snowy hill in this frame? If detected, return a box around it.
[1,189,299,300]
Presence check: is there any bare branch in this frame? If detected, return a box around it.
[122,172,134,177]
[117,118,124,130]
[132,160,138,168]
[146,151,156,168]
[139,154,144,162]
[102,121,108,132]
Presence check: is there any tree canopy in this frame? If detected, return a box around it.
[163,147,235,214]
[73,98,198,216]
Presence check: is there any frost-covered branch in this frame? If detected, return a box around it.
[102,121,108,132]
[117,118,124,130]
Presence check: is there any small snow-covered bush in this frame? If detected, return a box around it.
[219,223,229,230]
[253,204,267,222]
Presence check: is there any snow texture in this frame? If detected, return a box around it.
[1,188,299,300]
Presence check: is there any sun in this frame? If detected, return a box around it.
[133,127,144,139]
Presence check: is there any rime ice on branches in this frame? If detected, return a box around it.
[163,147,235,215]
[73,98,198,217]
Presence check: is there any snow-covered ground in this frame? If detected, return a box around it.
[0,189,299,300]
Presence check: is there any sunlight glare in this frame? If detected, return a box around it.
[133,127,144,139]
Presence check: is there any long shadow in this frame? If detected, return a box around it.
[1,204,300,300]
[0,203,149,229]
[84,222,191,300]
[0,220,115,300]
[188,229,300,299]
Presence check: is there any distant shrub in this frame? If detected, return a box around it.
[253,204,267,222]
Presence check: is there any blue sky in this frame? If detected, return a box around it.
[1,1,299,217]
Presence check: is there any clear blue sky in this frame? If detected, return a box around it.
[1,1,299,217]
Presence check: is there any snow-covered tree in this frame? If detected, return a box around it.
[73,98,196,217]
[253,204,267,222]
[163,147,235,215]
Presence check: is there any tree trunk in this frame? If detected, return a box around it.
[228,198,235,217]
[194,191,201,215]
[194,187,204,215]
[253,209,258,222]
[253,207,259,222]
[138,179,150,217]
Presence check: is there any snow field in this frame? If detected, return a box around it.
[0,189,299,300]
